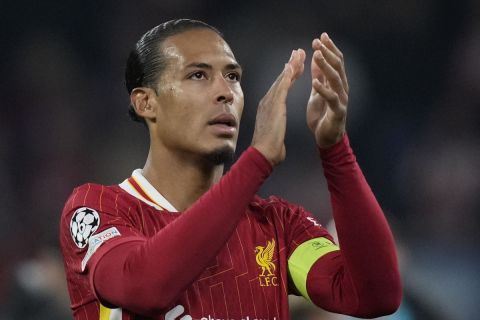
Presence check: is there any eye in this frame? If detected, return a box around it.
[188,71,207,80]
[225,72,241,82]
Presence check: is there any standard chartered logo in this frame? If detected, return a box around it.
[165,305,278,320]
[201,316,277,320]
[165,305,191,320]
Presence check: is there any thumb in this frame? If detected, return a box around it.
[275,62,295,103]
[278,49,305,91]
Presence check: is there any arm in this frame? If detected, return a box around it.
[289,33,401,317]
[311,135,401,317]
[92,147,271,314]
[92,50,306,316]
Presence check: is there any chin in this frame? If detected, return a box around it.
[204,145,235,165]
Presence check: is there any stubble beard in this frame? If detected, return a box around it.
[204,146,235,165]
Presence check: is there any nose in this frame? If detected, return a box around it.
[214,76,234,104]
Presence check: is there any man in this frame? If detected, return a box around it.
[60,19,401,320]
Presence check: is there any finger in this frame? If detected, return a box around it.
[267,62,294,105]
[276,49,304,91]
[313,50,347,101]
[319,43,342,77]
[320,33,349,93]
[272,49,306,102]
[310,52,325,96]
[312,38,322,51]
[312,78,338,103]
[264,50,296,98]
[310,48,324,81]
[312,79,345,119]
[314,34,349,93]
[321,33,343,60]
[264,49,305,105]
[291,48,306,81]
[319,43,349,94]
[262,57,295,104]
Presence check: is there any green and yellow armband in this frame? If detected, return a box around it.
[288,237,340,301]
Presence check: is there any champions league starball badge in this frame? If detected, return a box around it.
[70,207,100,248]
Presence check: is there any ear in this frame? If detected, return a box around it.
[130,87,157,121]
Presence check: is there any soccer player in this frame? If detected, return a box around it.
[60,19,401,320]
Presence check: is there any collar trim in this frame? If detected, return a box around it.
[119,169,178,212]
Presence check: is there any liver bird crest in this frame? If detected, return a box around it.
[255,239,276,276]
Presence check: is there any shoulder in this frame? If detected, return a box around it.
[249,195,313,227]
[63,183,123,212]
[251,194,304,215]
[60,183,127,232]
[250,195,326,231]
[59,182,138,253]
[250,195,331,253]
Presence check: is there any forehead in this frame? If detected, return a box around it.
[160,29,237,68]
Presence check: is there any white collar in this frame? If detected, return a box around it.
[119,169,178,212]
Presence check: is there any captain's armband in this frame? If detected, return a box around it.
[287,237,339,301]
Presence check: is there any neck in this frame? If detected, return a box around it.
[142,146,224,212]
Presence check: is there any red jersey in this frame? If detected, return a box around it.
[60,138,401,320]
[60,152,330,320]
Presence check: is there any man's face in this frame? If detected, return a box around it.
[150,29,244,163]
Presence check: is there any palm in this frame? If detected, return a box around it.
[307,89,331,146]
[306,59,328,136]
[306,33,348,148]
[306,60,344,147]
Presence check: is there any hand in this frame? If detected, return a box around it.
[307,33,349,148]
[252,49,305,166]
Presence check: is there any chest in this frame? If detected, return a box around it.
[129,205,291,319]
[137,206,288,278]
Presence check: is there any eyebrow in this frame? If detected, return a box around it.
[185,62,243,72]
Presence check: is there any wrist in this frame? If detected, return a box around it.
[245,146,274,174]
[317,131,346,150]
[249,143,283,167]
[318,133,353,161]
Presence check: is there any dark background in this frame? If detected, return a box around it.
[1,1,479,319]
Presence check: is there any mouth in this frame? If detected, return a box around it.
[208,113,237,128]
[208,113,238,137]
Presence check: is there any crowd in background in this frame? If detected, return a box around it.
[1,1,479,319]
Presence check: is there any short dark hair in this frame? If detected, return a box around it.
[125,19,223,124]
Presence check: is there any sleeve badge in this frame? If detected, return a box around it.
[70,207,100,248]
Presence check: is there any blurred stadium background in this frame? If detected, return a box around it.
[1,1,479,319]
